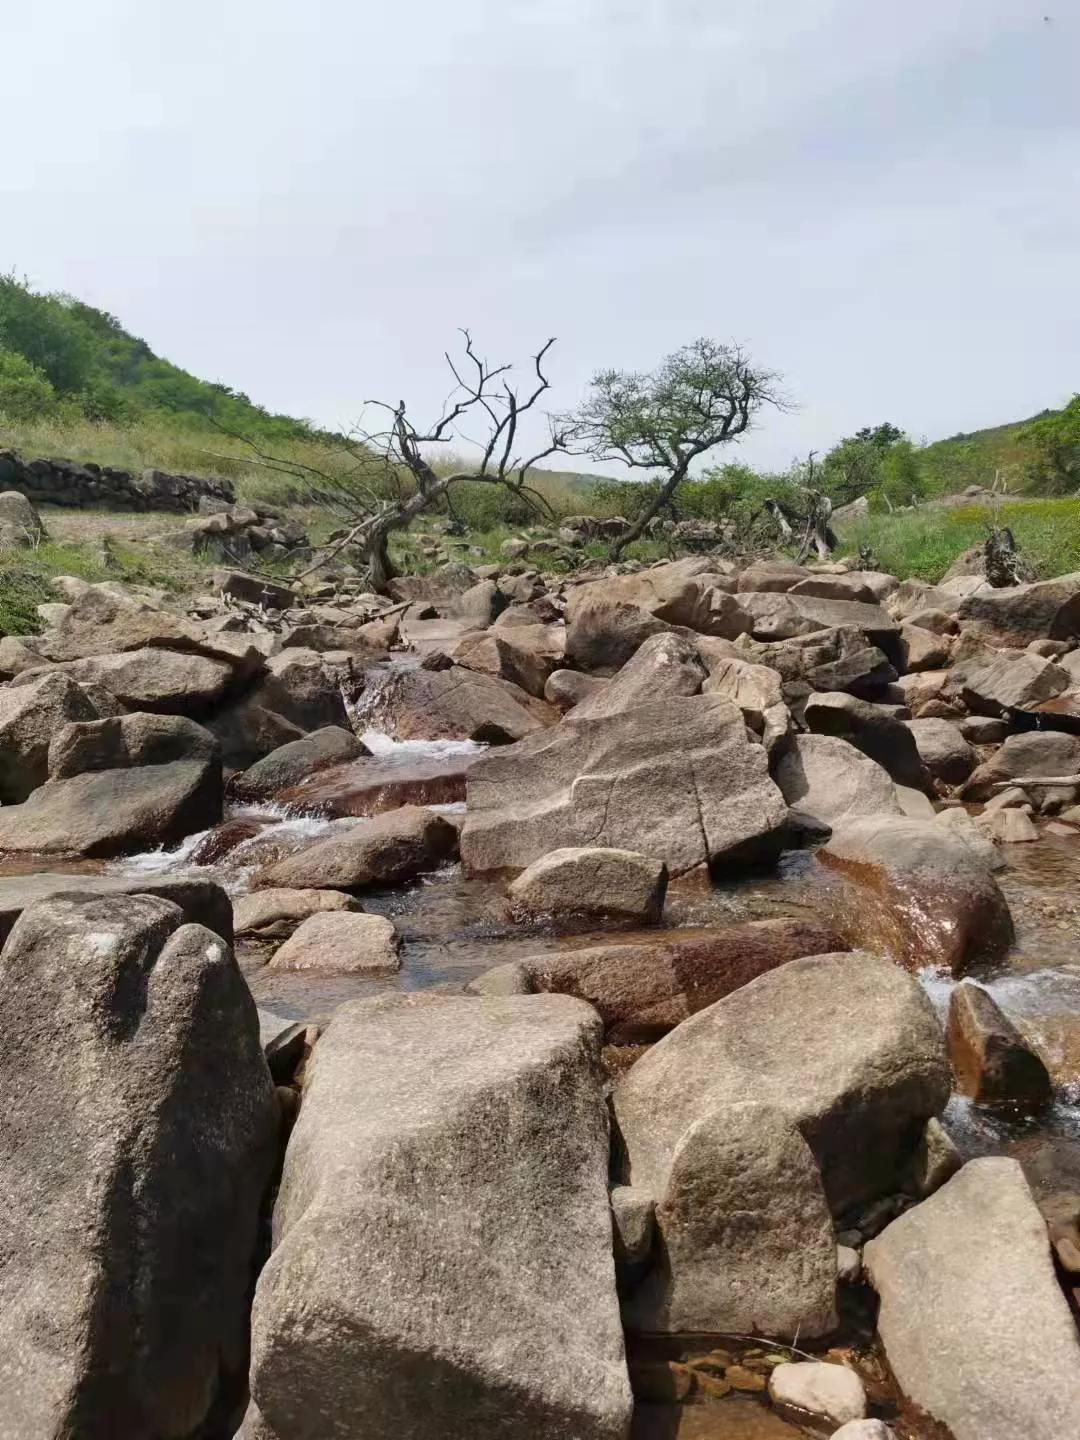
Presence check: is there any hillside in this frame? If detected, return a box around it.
[918,410,1053,496]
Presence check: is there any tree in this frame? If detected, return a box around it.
[223,332,570,591]
[0,347,60,421]
[561,339,786,557]
[1019,396,1080,494]
[818,422,923,508]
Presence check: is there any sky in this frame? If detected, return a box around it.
[4,0,1080,475]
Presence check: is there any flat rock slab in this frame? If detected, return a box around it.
[864,1157,1080,1440]
[268,910,401,973]
[274,748,475,818]
[461,693,789,878]
[246,991,632,1440]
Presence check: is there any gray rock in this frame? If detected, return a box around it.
[864,1157,1080,1440]
[622,1101,838,1338]
[461,694,789,878]
[820,816,1014,974]
[245,992,632,1440]
[961,651,1070,715]
[231,726,368,802]
[773,733,902,829]
[254,805,459,891]
[962,730,1080,802]
[0,872,233,946]
[508,846,667,925]
[0,488,46,546]
[543,668,609,711]
[252,648,351,731]
[567,632,705,719]
[0,670,102,802]
[906,718,976,786]
[829,1424,896,1440]
[17,647,237,715]
[957,572,1080,647]
[0,712,223,858]
[804,692,930,791]
[359,662,554,744]
[907,1116,963,1198]
[0,892,278,1438]
[611,1185,655,1265]
[234,887,363,939]
[267,910,401,972]
[614,950,950,1220]
[453,622,566,699]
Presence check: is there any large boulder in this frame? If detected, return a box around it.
[267,910,401,973]
[906,718,976,786]
[231,726,368,802]
[472,918,846,1043]
[254,805,458,891]
[773,734,903,830]
[0,712,223,858]
[0,892,278,1438]
[205,698,306,771]
[0,488,45,547]
[0,670,103,802]
[17,646,239,715]
[739,626,896,698]
[957,572,1080,647]
[0,872,233,947]
[507,846,668,927]
[244,992,632,1440]
[567,632,705,720]
[961,730,1080,802]
[819,816,1014,973]
[250,648,351,731]
[565,598,672,671]
[452,623,565,698]
[864,1158,1080,1440]
[613,950,950,1221]
[233,886,362,940]
[961,651,1070,715]
[461,694,789,878]
[623,1101,838,1338]
[804,692,930,791]
[359,662,555,743]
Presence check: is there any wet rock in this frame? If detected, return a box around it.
[820,816,1014,973]
[961,651,1070,715]
[624,1102,838,1337]
[275,746,473,818]
[864,1157,1080,1440]
[543,667,609,710]
[474,918,845,1044]
[768,1362,866,1430]
[362,662,555,743]
[804,692,930,791]
[0,892,278,1438]
[773,733,902,829]
[947,980,1052,1112]
[235,887,363,939]
[614,950,950,1220]
[0,712,223,858]
[461,694,789,878]
[976,806,1039,843]
[245,992,632,1440]
[906,718,976,786]
[231,726,368,802]
[268,910,401,973]
[254,805,459,891]
[0,670,103,801]
[508,846,668,926]
[452,622,565,698]
[957,572,1080,647]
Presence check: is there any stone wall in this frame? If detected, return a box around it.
[0,449,235,512]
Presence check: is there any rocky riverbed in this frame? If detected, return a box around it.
[2,507,1080,1439]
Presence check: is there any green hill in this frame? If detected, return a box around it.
[918,410,1057,496]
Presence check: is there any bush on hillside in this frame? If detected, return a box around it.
[0,347,62,422]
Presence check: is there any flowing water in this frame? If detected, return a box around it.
[7,722,1080,1438]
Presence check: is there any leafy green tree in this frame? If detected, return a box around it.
[0,276,95,395]
[1019,397,1080,494]
[0,347,61,421]
[818,422,923,508]
[562,339,786,556]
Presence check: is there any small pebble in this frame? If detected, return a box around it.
[837,1244,862,1284]
[725,1364,767,1392]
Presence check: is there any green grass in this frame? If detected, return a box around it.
[841,498,1080,583]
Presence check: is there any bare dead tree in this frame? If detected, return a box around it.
[212,332,570,593]
[561,339,787,558]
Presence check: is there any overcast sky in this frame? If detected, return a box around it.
[5,1,1079,474]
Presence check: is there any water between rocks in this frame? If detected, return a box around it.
[8,730,1080,1439]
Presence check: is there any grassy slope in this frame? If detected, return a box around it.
[840,497,1080,583]
[917,412,1050,496]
